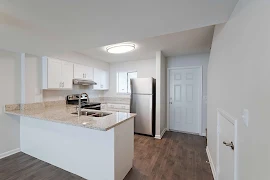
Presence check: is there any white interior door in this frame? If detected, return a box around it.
[218,113,235,180]
[169,67,201,134]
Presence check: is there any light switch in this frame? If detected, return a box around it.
[242,109,249,127]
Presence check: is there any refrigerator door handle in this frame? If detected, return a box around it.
[130,95,133,112]
[149,96,152,128]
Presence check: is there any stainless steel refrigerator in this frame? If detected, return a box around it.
[130,78,155,136]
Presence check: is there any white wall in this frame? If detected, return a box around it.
[0,49,21,156]
[105,59,156,97]
[53,52,109,71]
[25,54,43,103]
[167,53,209,135]
[208,0,270,179]
[24,52,109,102]
[155,51,167,137]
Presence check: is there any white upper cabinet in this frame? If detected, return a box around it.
[61,61,74,89]
[85,67,94,80]
[73,64,85,79]
[42,57,109,90]
[74,64,93,80]
[42,57,74,89]
[47,58,62,89]
[93,68,109,90]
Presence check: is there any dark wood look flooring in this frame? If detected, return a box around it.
[125,132,213,180]
[0,132,213,180]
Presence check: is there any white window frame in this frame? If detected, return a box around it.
[116,71,137,94]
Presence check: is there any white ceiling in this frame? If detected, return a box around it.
[79,26,215,63]
[0,0,238,56]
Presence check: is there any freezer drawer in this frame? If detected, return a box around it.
[131,94,153,136]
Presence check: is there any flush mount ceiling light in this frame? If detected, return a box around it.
[106,43,135,54]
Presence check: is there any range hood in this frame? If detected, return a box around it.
[73,79,97,86]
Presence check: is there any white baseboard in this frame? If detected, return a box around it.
[206,146,216,180]
[155,128,167,139]
[0,148,20,160]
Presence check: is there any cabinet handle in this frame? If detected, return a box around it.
[63,82,64,88]
[59,82,61,88]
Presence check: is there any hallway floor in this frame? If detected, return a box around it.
[0,132,213,180]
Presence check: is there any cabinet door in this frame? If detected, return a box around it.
[74,64,85,79]
[100,70,109,90]
[93,68,101,89]
[62,61,74,89]
[47,58,62,89]
[103,70,109,90]
[85,66,94,80]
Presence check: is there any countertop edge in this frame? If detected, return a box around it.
[5,111,136,131]
[104,115,136,131]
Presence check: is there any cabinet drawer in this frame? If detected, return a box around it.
[107,108,130,113]
[107,104,130,110]
[119,104,130,110]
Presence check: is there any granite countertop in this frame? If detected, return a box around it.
[99,101,130,105]
[5,105,136,131]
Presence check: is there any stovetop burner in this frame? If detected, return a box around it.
[66,94,101,110]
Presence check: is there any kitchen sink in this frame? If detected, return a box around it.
[71,111,111,117]
[71,111,96,116]
[91,112,111,117]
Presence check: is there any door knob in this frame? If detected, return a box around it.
[223,141,234,150]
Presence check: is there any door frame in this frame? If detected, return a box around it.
[167,66,203,135]
[216,108,238,180]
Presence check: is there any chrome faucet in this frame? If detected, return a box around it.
[77,92,89,117]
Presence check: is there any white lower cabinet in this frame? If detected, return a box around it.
[42,57,74,89]
[107,103,130,113]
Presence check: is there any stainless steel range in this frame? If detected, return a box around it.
[66,94,101,110]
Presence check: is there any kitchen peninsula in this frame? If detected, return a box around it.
[5,101,136,180]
